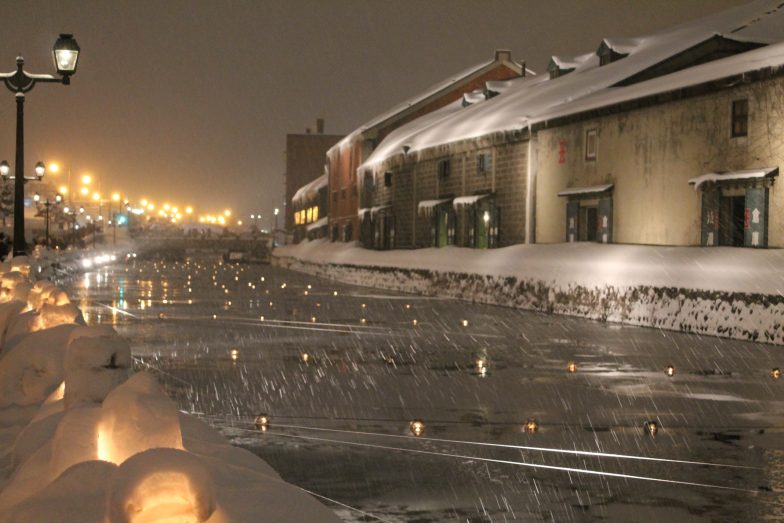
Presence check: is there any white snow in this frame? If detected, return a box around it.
[688,167,778,189]
[305,216,328,231]
[557,183,614,197]
[453,194,490,208]
[291,173,327,205]
[276,239,784,345]
[360,0,784,169]
[0,265,342,522]
[417,198,451,216]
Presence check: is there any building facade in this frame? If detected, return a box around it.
[328,51,525,243]
[284,119,342,233]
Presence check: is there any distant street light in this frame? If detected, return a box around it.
[0,34,80,255]
[34,192,63,248]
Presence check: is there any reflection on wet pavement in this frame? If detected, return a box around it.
[64,255,784,522]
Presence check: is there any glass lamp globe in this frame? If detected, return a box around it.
[53,34,80,77]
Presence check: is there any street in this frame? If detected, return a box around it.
[64,254,783,522]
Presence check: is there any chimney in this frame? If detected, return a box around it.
[494,49,512,63]
[316,118,325,134]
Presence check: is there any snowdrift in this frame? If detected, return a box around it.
[0,258,340,523]
[276,240,784,345]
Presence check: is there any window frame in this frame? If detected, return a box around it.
[585,128,598,161]
[731,98,749,138]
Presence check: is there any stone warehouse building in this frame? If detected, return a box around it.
[326,51,526,244]
[355,0,784,250]
[291,172,328,242]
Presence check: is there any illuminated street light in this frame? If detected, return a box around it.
[82,174,91,185]
[80,186,89,196]
[111,192,120,202]
[0,34,80,255]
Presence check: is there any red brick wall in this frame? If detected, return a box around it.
[328,63,522,241]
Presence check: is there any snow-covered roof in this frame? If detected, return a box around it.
[453,194,490,208]
[485,80,516,95]
[688,168,778,189]
[359,205,391,218]
[329,51,523,154]
[291,174,327,204]
[360,0,784,169]
[306,217,328,231]
[462,90,486,106]
[557,184,614,197]
[549,53,596,71]
[600,37,643,55]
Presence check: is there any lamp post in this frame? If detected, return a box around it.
[1,160,45,251]
[273,207,280,247]
[33,192,63,248]
[0,34,80,256]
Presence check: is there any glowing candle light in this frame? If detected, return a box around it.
[360,318,366,324]
[311,316,317,323]
[410,419,425,437]
[412,319,418,326]
[301,353,310,363]
[230,349,239,361]
[665,365,675,377]
[523,418,539,433]
[771,367,781,379]
[461,319,469,327]
[644,420,659,436]
[567,362,577,373]
[255,414,269,431]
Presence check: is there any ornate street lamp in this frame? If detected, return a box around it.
[0,34,80,256]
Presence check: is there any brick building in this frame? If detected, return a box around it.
[327,50,525,243]
[356,1,784,250]
[284,119,343,233]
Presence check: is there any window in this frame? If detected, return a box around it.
[294,212,301,225]
[384,172,393,187]
[585,129,598,161]
[731,99,748,138]
[477,153,491,175]
[438,159,450,179]
[312,206,318,221]
[306,208,313,223]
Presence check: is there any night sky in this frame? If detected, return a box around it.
[0,0,745,225]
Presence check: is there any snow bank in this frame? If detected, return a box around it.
[0,264,341,522]
[276,239,784,345]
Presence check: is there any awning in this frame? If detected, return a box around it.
[453,194,490,209]
[358,208,370,218]
[417,198,451,216]
[688,168,778,190]
[305,217,327,231]
[557,183,614,197]
[371,205,390,217]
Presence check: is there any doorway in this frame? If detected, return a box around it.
[719,195,745,247]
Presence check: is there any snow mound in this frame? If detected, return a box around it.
[98,372,184,465]
[107,447,216,523]
[64,327,131,409]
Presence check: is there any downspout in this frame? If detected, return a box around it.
[525,124,537,244]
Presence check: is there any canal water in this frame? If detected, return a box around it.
[65,255,783,522]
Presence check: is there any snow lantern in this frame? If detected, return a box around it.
[644,421,658,436]
[665,365,675,377]
[99,372,184,465]
[410,420,425,437]
[64,326,131,409]
[523,419,538,433]
[107,448,216,523]
[771,368,781,380]
[567,362,577,373]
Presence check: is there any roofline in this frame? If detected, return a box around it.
[531,59,784,132]
[327,51,524,155]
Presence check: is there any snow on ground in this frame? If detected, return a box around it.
[275,239,784,344]
[0,258,340,522]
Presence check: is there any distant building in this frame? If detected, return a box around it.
[327,50,526,244]
[291,172,328,242]
[284,119,343,233]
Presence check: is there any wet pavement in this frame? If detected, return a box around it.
[64,254,784,522]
